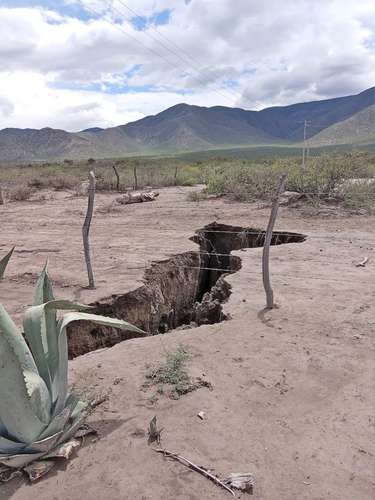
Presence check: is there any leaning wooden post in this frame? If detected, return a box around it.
[133,165,138,191]
[262,173,287,309]
[112,165,120,191]
[82,170,96,289]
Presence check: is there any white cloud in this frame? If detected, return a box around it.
[0,0,374,130]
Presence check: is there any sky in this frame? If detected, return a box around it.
[0,0,374,131]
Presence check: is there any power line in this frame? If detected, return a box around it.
[77,0,237,105]
[112,0,242,102]
[76,0,177,71]
[106,1,238,103]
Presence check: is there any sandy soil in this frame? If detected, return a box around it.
[0,186,374,500]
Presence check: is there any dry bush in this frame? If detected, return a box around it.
[50,176,77,191]
[203,152,375,210]
[9,185,34,202]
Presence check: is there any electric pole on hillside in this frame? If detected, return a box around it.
[301,119,311,172]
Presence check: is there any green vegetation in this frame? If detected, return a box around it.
[144,345,192,401]
[200,152,375,211]
[0,263,143,470]
[0,158,203,193]
[1,151,374,212]
[143,345,211,401]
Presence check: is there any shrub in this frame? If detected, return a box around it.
[203,153,375,209]
[9,185,34,202]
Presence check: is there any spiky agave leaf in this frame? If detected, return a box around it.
[0,305,49,444]
[0,264,145,473]
[0,247,15,279]
[23,300,90,405]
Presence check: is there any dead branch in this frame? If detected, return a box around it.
[262,173,287,309]
[82,170,96,289]
[355,257,369,267]
[153,448,235,496]
[116,191,159,205]
[133,165,138,190]
[112,165,120,191]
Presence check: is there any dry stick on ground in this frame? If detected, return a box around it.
[112,165,120,191]
[355,256,369,267]
[153,448,236,497]
[262,173,287,309]
[82,170,96,289]
[133,165,138,191]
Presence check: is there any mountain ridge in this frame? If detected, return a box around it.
[0,86,374,161]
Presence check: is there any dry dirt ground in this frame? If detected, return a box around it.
[0,186,374,500]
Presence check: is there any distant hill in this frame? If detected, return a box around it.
[308,104,375,146]
[81,127,104,133]
[0,86,373,161]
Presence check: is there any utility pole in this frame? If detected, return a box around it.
[302,119,311,171]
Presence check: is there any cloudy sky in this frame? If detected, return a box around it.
[0,0,374,131]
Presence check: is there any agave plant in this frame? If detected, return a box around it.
[0,247,14,279]
[0,263,143,478]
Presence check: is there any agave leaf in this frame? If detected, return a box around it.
[0,304,38,374]
[33,261,54,306]
[0,436,26,455]
[0,247,15,280]
[23,370,51,425]
[53,312,144,416]
[0,304,50,443]
[45,302,91,370]
[0,328,46,443]
[59,312,144,336]
[25,431,63,454]
[33,264,63,390]
[23,300,90,401]
[37,407,71,441]
[57,402,88,445]
[0,451,46,469]
[23,304,53,396]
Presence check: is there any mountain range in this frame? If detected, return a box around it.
[0,86,374,161]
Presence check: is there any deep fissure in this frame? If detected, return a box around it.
[67,222,306,358]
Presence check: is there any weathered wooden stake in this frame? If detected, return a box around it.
[262,173,287,309]
[82,170,96,289]
[174,165,178,185]
[133,165,138,191]
[0,186,4,205]
[112,165,120,191]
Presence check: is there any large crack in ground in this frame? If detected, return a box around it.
[68,222,306,358]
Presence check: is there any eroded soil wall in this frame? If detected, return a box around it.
[67,222,305,357]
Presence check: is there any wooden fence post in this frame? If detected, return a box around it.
[133,165,138,191]
[0,186,4,205]
[174,165,178,185]
[82,170,96,289]
[112,165,120,191]
[262,173,287,309]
